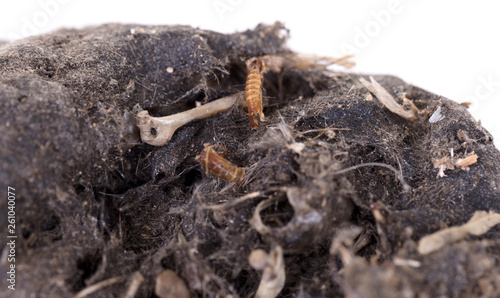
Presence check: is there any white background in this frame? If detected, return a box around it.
[1,0,499,148]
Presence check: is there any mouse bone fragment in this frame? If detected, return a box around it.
[360,76,419,121]
[137,92,242,146]
[249,246,285,298]
[418,210,500,255]
[155,270,189,298]
[261,53,355,73]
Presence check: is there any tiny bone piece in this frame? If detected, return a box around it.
[155,269,190,298]
[455,152,478,167]
[122,271,145,298]
[136,92,243,146]
[433,151,478,178]
[393,257,421,268]
[371,202,391,256]
[74,277,125,298]
[417,210,500,255]
[359,76,419,121]
[249,246,285,298]
[428,106,445,123]
[329,225,363,266]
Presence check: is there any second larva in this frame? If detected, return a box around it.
[195,143,245,184]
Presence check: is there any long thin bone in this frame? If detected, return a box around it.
[136,92,243,146]
[261,53,355,72]
[360,76,419,121]
[418,210,500,255]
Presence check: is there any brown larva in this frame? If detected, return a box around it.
[245,57,267,128]
[195,143,245,184]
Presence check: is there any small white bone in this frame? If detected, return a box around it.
[136,93,242,146]
[261,53,355,73]
[359,76,419,121]
[418,211,500,255]
[249,246,285,298]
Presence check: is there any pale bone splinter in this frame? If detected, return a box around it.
[417,210,500,255]
[261,53,355,72]
[249,246,285,298]
[359,76,419,121]
[136,92,243,146]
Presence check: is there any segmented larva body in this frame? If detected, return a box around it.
[195,143,245,184]
[245,57,267,128]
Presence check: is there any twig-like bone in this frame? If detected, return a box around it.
[418,211,500,255]
[329,225,363,266]
[371,202,391,256]
[249,246,285,298]
[359,76,419,120]
[136,92,242,146]
[262,53,355,73]
[122,272,145,298]
[74,277,125,298]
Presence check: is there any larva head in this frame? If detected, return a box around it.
[194,152,203,164]
[195,143,211,175]
[249,114,259,128]
[246,57,266,73]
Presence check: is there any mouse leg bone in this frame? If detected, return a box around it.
[136,92,243,146]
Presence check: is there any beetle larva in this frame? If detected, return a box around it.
[195,143,245,184]
[245,57,267,128]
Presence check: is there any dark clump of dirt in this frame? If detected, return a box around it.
[0,22,499,297]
